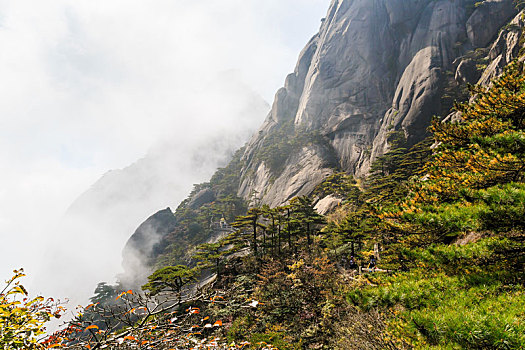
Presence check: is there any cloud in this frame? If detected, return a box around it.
[0,0,329,309]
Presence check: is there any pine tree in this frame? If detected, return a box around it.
[193,239,237,279]
[290,196,325,246]
[417,61,525,204]
[142,265,197,299]
[231,207,266,257]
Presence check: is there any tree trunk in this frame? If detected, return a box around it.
[278,223,281,255]
[252,217,258,256]
[306,222,311,246]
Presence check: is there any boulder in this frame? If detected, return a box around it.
[187,188,215,209]
[466,0,517,48]
[314,195,342,215]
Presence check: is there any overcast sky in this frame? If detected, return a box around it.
[0,0,330,303]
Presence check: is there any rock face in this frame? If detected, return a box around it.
[237,0,517,207]
[120,0,525,283]
[121,208,178,285]
[314,195,342,215]
[466,0,517,48]
[238,144,337,208]
[187,189,215,209]
[124,209,178,263]
[479,9,525,85]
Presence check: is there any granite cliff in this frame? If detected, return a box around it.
[237,0,518,207]
[123,0,525,279]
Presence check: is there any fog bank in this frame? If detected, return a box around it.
[0,0,329,309]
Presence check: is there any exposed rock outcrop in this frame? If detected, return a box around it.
[187,188,215,209]
[447,8,525,123]
[121,208,178,285]
[237,0,517,207]
[466,0,517,48]
[479,9,525,85]
[238,144,337,208]
[122,0,525,281]
[455,58,480,84]
[314,195,342,215]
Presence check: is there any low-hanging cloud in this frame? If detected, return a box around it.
[0,0,329,310]
[36,76,270,305]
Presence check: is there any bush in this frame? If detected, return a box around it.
[0,269,63,349]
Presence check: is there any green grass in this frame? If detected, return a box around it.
[347,239,525,349]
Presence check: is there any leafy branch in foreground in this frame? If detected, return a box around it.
[0,269,65,350]
[38,273,278,349]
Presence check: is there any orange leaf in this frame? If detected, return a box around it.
[213,320,223,327]
[85,325,99,331]
[115,290,132,300]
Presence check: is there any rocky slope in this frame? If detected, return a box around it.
[122,0,525,280]
[237,0,518,207]
[120,208,179,286]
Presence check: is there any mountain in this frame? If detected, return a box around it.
[34,74,268,301]
[64,74,268,249]
[237,0,518,207]
[122,0,524,280]
[34,2,525,347]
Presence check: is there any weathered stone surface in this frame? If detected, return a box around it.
[238,0,517,206]
[466,0,517,48]
[121,208,177,285]
[479,10,525,85]
[187,188,215,209]
[118,1,525,287]
[314,195,342,215]
[445,10,525,124]
[455,58,480,84]
[370,46,442,164]
[238,144,337,207]
[123,208,177,261]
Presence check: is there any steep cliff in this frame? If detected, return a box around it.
[237,0,517,207]
[120,208,179,286]
[123,0,525,279]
